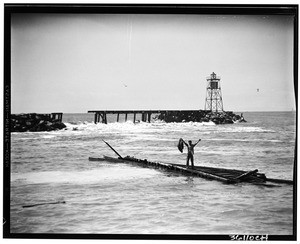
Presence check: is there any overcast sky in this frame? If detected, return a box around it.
[11,13,295,113]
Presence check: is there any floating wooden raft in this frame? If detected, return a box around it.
[88,156,293,186]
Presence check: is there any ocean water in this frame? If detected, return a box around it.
[10,112,296,235]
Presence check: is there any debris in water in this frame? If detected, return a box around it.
[22,201,66,208]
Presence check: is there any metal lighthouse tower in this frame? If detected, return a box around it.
[204,72,224,112]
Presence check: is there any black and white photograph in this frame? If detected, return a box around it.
[3,3,297,241]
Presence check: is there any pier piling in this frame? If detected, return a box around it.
[51,113,63,122]
[89,110,210,124]
[133,112,136,123]
[88,109,240,124]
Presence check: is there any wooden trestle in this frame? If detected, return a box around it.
[88,110,203,124]
[51,112,63,122]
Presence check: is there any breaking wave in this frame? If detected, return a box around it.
[62,121,273,134]
[11,166,161,185]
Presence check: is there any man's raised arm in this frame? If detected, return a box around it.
[194,139,201,146]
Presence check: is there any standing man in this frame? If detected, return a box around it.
[182,139,201,169]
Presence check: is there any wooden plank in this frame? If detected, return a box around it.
[23,201,66,208]
[174,164,238,182]
[182,167,233,183]
[266,177,293,185]
[102,141,123,159]
[247,177,266,183]
[88,156,291,186]
[172,164,264,182]
[134,158,232,183]
[234,169,258,182]
[103,156,124,162]
[89,157,106,161]
[90,156,231,183]
[212,172,238,178]
[180,165,266,178]
[172,163,246,174]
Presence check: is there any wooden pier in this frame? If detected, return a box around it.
[88,110,206,124]
[51,112,63,123]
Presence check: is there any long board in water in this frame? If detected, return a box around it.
[89,156,293,185]
[89,156,122,162]
[23,201,66,208]
[89,156,233,183]
[89,157,107,162]
[94,156,261,181]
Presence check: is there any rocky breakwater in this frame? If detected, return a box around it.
[205,111,246,124]
[11,113,67,132]
[156,110,246,124]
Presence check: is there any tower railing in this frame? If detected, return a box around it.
[206,75,221,80]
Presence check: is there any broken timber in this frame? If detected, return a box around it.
[88,156,292,186]
[23,201,66,208]
[89,156,234,183]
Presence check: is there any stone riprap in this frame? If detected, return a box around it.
[11,113,67,132]
[156,110,246,124]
